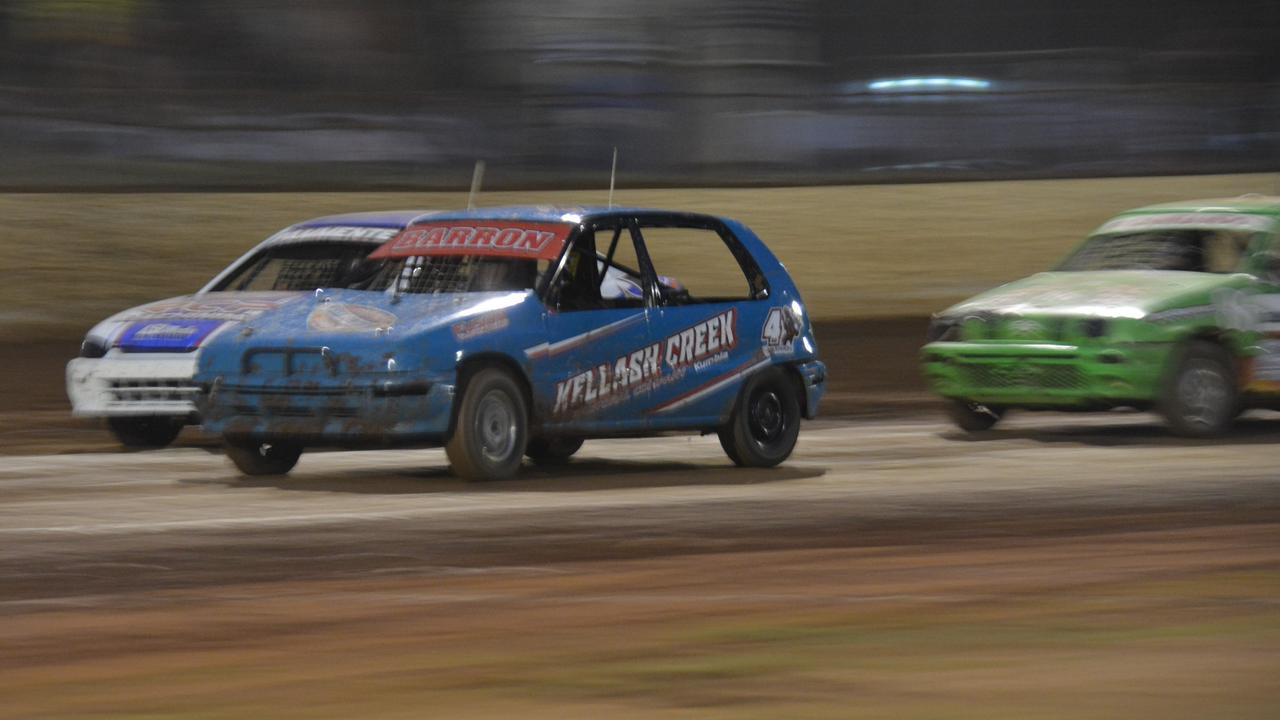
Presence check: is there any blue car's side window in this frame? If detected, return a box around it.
[532,223,654,432]
[638,225,761,305]
[545,224,649,312]
[631,219,772,426]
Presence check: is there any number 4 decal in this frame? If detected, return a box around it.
[762,306,801,352]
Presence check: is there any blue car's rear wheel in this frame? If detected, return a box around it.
[446,368,528,480]
[525,436,584,465]
[718,367,800,467]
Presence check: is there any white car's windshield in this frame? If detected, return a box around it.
[1058,230,1252,273]
[212,241,378,291]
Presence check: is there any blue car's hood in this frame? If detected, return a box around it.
[238,289,532,343]
[194,289,539,379]
[196,289,538,379]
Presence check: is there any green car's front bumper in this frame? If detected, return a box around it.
[921,340,1170,409]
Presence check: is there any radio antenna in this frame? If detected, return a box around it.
[467,160,485,210]
[608,147,618,208]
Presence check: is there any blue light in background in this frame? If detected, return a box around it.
[868,77,992,91]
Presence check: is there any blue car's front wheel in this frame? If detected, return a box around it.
[446,368,528,480]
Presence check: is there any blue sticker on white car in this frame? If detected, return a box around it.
[118,319,225,353]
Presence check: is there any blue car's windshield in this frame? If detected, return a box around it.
[365,256,548,294]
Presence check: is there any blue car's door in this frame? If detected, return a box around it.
[530,221,654,433]
[630,218,777,429]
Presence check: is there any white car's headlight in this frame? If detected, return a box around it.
[80,337,109,359]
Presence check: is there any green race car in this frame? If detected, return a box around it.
[921,195,1280,436]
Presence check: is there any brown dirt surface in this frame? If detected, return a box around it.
[3,518,1277,719]
[2,412,1278,718]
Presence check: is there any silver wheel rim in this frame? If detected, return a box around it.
[476,390,517,463]
[1177,362,1229,428]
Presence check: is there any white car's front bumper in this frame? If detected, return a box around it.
[66,354,201,418]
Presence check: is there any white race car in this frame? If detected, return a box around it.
[66,210,435,448]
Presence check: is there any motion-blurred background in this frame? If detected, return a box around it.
[4,8,1280,717]
[2,0,1277,190]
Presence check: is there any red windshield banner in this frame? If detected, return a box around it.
[370,222,571,261]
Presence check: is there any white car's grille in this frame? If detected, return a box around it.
[108,379,201,404]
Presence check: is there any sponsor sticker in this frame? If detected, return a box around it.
[371,222,572,261]
[1255,340,1280,382]
[118,319,224,352]
[307,303,398,332]
[452,311,510,341]
[761,306,801,354]
[553,308,738,416]
[1255,340,1280,379]
[270,226,400,243]
[125,296,296,322]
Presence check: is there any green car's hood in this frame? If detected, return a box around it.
[944,271,1244,319]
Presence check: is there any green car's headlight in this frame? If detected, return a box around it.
[1080,318,1109,338]
[926,316,960,343]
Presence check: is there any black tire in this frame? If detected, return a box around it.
[107,416,185,449]
[946,400,1004,432]
[525,436,584,465]
[224,441,303,476]
[446,368,528,480]
[718,367,801,468]
[1159,340,1238,438]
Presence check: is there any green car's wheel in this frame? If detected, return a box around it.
[107,416,184,449]
[224,441,303,476]
[446,368,528,480]
[525,436,584,465]
[947,400,1004,432]
[1160,340,1238,438]
[718,368,801,468]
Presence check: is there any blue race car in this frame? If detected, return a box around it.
[195,207,827,479]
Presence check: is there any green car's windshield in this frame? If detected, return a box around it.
[1058,230,1252,273]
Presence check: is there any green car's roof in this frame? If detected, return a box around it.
[1122,195,1280,216]
[1092,195,1280,235]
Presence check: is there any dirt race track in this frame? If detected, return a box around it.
[3,174,1280,717]
[4,408,1280,718]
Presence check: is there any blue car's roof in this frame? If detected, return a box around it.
[293,209,437,229]
[413,206,727,225]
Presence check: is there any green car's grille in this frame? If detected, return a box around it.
[957,363,1085,390]
[960,315,1075,342]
